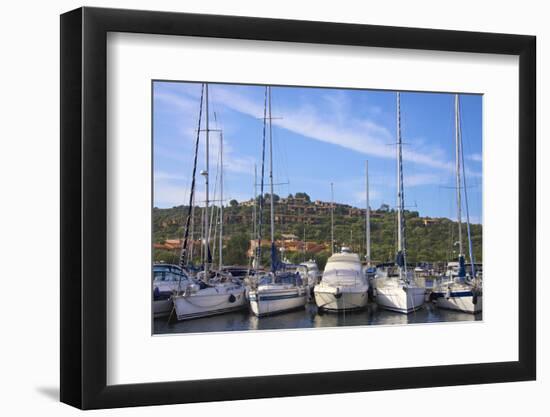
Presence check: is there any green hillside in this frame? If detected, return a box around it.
[153,193,482,270]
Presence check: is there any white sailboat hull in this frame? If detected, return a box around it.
[153,299,173,318]
[152,280,179,318]
[249,287,307,317]
[434,294,482,313]
[316,250,369,311]
[314,284,369,311]
[433,289,482,313]
[375,285,425,314]
[172,285,246,320]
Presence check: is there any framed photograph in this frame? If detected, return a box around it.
[60,6,536,409]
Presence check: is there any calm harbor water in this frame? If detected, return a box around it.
[154,302,481,334]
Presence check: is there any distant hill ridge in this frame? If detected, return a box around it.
[153,192,482,267]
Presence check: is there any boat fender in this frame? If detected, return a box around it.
[428,291,435,302]
[153,286,160,300]
[334,288,342,299]
[228,294,236,303]
[472,293,478,305]
[445,287,451,300]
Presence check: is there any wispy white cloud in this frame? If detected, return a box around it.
[467,215,482,225]
[155,136,256,176]
[154,170,188,181]
[154,182,193,208]
[154,180,251,209]
[208,135,257,175]
[210,86,454,173]
[154,160,253,209]
[352,189,381,205]
[154,90,198,114]
[405,173,443,187]
[154,86,259,177]
[155,84,456,174]
[153,83,481,220]
[467,153,483,163]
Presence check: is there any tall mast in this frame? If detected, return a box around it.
[303,226,306,262]
[178,83,204,273]
[219,131,224,270]
[188,193,195,264]
[268,86,278,272]
[455,94,463,257]
[396,92,407,277]
[331,182,335,255]
[200,206,204,262]
[256,88,268,268]
[203,83,210,274]
[365,160,371,265]
[253,164,257,246]
[268,87,275,247]
[458,96,477,278]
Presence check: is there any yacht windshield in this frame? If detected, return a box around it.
[274,273,302,286]
[153,265,187,282]
[322,269,364,285]
[258,275,274,286]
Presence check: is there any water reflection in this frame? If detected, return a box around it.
[154,302,481,335]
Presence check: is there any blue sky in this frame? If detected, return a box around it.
[153,81,482,224]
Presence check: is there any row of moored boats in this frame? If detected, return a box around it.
[153,244,481,321]
[153,86,482,323]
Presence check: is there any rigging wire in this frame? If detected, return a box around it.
[458,97,477,277]
[256,87,269,267]
[178,83,205,278]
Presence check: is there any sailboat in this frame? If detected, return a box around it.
[298,227,321,298]
[374,92,425,314]
[431,94,482,314]
[152,263,187,318]
[314,182,369,311]
[171,83,247,321]
[364,161,377,290]
[300,259,321,296]
[249,86,308,317]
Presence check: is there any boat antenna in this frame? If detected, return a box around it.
[178,83,204,273]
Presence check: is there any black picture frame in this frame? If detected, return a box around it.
[60,6,536,410]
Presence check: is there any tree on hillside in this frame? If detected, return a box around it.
[294,192,311,202]
[153,200,482,264]
[223,233,250,266]
[229,199,238,207]
[153,248,179,265]
[265,193,280,203]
